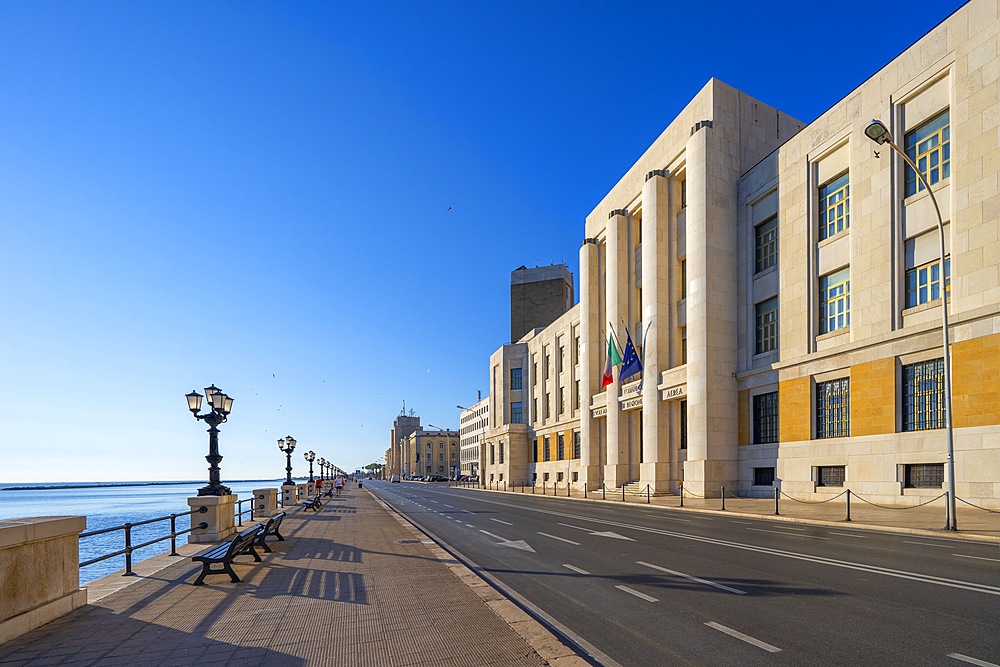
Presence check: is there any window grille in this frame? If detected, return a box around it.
[557,434,565,460]
[816,378,850,438]
[817,465,845,487]
[752,392,779,444]
[753,467,775,486]
[902,359,945,431]
[573,431,581,459]
[543,436,550,461]
[904,463,944,488]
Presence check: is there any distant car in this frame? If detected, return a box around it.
[390,475,401,483]
[428,475,448,482]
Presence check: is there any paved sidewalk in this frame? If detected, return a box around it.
[0,487,585,667]
[460,482,1000,541]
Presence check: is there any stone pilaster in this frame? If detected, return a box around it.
[605,210,631,487]
[579,237,602,489]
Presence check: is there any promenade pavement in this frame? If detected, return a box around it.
[0,485,586,667]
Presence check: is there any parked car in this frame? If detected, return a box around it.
[390,475,401,483]
[428,475,448,482]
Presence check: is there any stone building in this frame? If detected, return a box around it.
[482,0,1000,507]
[459,396,489,477]
[510,265,574,343]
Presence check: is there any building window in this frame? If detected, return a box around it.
[543,472,550,482]
[574,380,580,410]
[573,431,581,459]
[905,258,950,308]
[680,178,687,209]
[817,465,845,487]
[490,444,495,465]
[511,402,523,424]
[902,359,946,431]
[511,367,522,390]
[439,453,444,462]
[905,110,950,197]
[557,434,565,460]
[819,172,850,240]
[816,378,850,438]
[680,400,687,449]
[543,436,551,461]
[753,467,776,486]
[545,394,551,419]
[559,345,565,373]
[752,392,779,444]
[559,388,565,414]
[755,297,778,354]
[754,216,777,272]
[532,357,538,384]
[499,442,505,464]
[820,267,850,334]
[680,259,687,299]
[575,336,580,365]
[904,463,944,488]
[545,350,551,379]
[532,438,538,463]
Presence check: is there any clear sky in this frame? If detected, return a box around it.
[1,0,967,483]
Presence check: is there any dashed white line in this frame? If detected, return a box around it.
[563,564,591,575]
[491,518,513,525]
[705,622,781,653]
[948,653,1000,666]
[443,504,453,508]
[465,523,475,528]
[538,532,581,545]
[616,585,658,602]
[903,541,949,548]
[746,528,829,540]
[637,561,746,594]
[953,554,1000,563]
[830,532,868,539]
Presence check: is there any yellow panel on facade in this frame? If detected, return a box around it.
[738,390,749,445]
[953,332,1000,428]
[779,377,811,442]
[851,358,896,436]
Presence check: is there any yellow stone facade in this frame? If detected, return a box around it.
[952,332,1000,428]
[850,359,897,437]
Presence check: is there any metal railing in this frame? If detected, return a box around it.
[235,497,255,526]
[79,505,208,576]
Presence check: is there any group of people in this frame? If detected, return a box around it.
[314,475,346,497]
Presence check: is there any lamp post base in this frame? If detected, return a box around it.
[197,484,233,496]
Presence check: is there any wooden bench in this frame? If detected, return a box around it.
[191,525,263,585]
[254,511,286,553]
[301,496,322,512]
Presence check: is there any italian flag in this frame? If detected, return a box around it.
[601,331,623,388]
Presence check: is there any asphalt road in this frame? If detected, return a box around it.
[367,480,1000,667]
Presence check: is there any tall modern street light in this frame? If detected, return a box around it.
[865,119,957,530]
[278,436,297,485]
[304,450,316,482]
[185,384,234,496]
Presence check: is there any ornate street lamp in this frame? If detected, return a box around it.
[318,457,326,479]
[185,384,234,496]
[866,119,957,530]
[278,436,297,485]
[304,450,316,482]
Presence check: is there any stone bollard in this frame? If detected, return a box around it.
[0,517,88,644]
[296,483,308,501]
[307,481,315,497]
[254,488,278,516]
[187,495,237,543]
[281,483,298,507]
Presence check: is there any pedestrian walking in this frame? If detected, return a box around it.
[334,476,344,497]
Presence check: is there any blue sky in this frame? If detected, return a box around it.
[0,0,966,483]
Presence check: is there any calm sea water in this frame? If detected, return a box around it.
[0,479,293,584]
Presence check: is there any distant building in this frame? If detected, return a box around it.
[401,428,460,478]
[459,397,489,477]
[510,265,574,344]
[388,407,421,478]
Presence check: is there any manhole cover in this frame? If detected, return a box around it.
[397,539,421,544]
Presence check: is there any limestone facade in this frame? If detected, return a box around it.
[459,397,489,477]
[400,429,460,478]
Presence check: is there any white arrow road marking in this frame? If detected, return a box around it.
[538,532,581,545]
[563,564,590,575]
[491,518,513,525]
[948,653,1000,667]
[706,622,781,653]
[479,529,536,552]
[558,523,634,541]
[637,561,746,595]
[616,585,658,602]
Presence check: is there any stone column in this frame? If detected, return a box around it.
[682,125,738,498]
[281,483,298,507]
[605,210,630,488]
[641,170,674,493]
[579,237,602,489]
[254,488,278,516]
[296,483,308,501]
[187,494,237,543]
[0,517,88,644]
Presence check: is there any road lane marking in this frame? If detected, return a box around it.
[705,622,781,653]
[746,528,829,540]
[557,523,635,540]
[479,529,535,552]
[830,532,869,539]
[462,509,474,514]
[903,541,949,547]
[948,653,1000,666]
[953,554,1000,563]
[637,561,747,595]
[731,521,754,525]
[538,532,581,545]
[616,585,658,602]
[491,518,513,525]
[465,523,475,528]
[765,525,806,531]
[443,504,453,508]
[563,564,591,575]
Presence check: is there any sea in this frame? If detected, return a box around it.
[0,479,293,584]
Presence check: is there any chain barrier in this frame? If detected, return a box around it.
[778,489,847,504]
[852,491,946,510]
[956,495,1000,514]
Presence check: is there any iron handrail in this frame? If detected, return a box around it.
[79,505,208,576]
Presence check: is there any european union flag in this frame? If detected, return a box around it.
[620,329,642,382]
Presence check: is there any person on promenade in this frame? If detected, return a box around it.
[315,477,323,494]
[334,476,344,497]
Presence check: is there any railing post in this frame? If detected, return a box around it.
[532,483,535,494]
[169,513,179,556]
[123,523,135,576]
[602,483,606,500]
[622,484,626,502]
[944,491,951,530]
[647,484,651,504]
[774,488,780,515]
[567,481,571,497]
[237,499,244,527]
[504,481,507,492]
[845,489,852,522]
[584,483,588,499]
[721,486,726,511]
[679,485,683,507]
